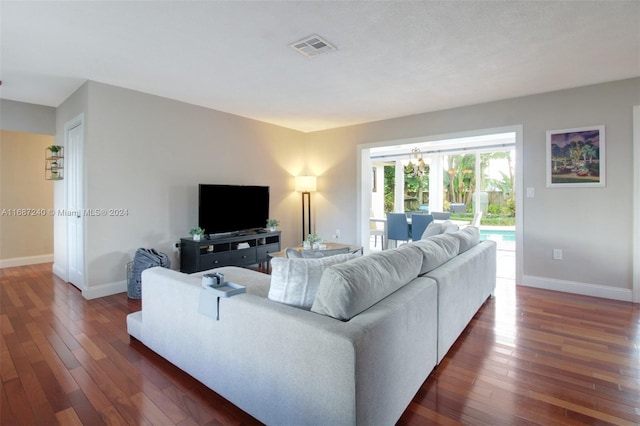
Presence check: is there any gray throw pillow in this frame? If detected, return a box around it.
[284,247,303,258]
[311,245,423,321]
[411,236,460,275]
[421,221,443,239]
[299,247,351,258]
[450,226,480,253]
[441,220,459,234]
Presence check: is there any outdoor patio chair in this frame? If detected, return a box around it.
[431,211,451,221]
[387,213,411,246]
[409,214,434,241]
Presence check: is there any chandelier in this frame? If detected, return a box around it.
[405,147,428,178]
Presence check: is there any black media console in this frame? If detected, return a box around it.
[180,230,281,273]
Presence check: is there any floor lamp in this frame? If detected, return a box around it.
[295,175,317,241]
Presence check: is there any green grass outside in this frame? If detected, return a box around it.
[450,213,515,226]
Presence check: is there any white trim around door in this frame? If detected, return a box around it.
[633,105,639,303]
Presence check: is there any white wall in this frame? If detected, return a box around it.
[306,78,639,301]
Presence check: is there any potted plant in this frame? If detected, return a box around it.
[307,232,322,250]
[266,219,280,231]
[47,145,62,157]
[189,226,205,241]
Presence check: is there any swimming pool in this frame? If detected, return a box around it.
[480,228,515,242]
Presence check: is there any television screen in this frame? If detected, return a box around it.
[198,184,270,235]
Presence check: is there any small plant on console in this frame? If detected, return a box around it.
[189,226,205,241]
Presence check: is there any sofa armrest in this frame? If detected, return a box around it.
[347,276,438,425]
[424,240,497,362]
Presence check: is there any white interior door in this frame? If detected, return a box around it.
[66,116,85,290]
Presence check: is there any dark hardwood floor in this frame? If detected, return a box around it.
[1,262,638,425]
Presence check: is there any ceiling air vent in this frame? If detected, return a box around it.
[290,34,336,58]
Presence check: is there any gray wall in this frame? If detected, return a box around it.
[306,77,639,300]
[10,77,639,301]
[0,99,55,135]
[56,81,305,297]
[53,82,89,283]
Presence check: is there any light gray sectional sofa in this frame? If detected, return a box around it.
[127,226,496,426]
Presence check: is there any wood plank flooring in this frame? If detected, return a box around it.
[1,263,638,425]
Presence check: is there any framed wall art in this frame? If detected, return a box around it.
[546,125,605,187]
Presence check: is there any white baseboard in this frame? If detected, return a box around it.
[0,254,53,268]
[52,262,67,281]
[82,280,127,300]
[2,258,127,300]
[521,275,633,302]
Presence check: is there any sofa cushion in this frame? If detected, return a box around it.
[450,226,480,253]
[311,244,423,321]
[268,254,357,309]
[420,221,442,239]
[411,235,460,275]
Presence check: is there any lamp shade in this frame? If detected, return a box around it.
[295,175,317,192]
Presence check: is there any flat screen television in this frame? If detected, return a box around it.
[198,184,270,236]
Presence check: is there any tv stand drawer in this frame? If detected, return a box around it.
[257,243,280,260]
[200,252,230,270]
[229,248,257,266]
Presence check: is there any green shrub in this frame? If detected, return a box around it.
[487,205,501,215]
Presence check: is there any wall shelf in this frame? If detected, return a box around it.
[45,147,64,180]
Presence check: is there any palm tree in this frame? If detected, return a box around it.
[582,144,597,163]
[570,144,583,167]
[444,154,476,205]
[551,144,563,172]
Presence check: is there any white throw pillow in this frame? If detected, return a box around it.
[268,254,357,309]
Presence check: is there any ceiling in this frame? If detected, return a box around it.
[1,1,639,133]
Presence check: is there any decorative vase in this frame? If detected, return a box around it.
[270,226,276,232]
[312,243,319,250]
[193,234,201,241]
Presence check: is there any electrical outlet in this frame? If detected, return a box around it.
[526,187,535,198]
[334,229,341,239]
[553,248,563,260]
